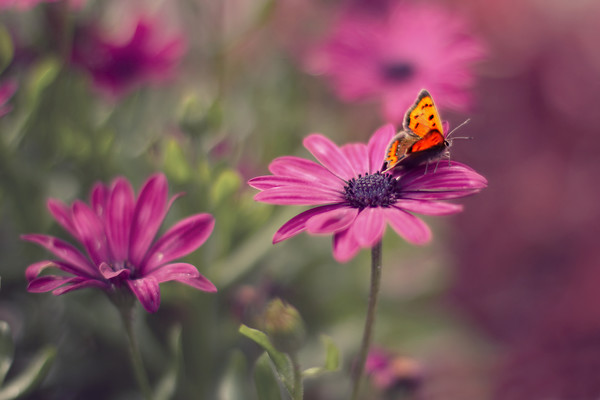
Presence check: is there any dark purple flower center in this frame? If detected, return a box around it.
[343,172,399,209]
[381,61,415,82]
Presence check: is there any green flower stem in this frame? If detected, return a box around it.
[118,305,154,400]
[351,240,383,400]
[290,353,303,400]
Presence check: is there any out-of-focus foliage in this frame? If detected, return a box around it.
[0,0,597,399]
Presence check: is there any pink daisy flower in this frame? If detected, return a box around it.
[248,124,487,262]
[71,17,186,98]
[306,2,486,123]
[22,173,216,313]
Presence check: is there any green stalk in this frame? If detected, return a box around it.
[290,353,303,400]
[117,301,154,400]
[350,241,383,400]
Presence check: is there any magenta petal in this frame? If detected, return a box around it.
[368,124,395,173]
[383,207,431,245]
[142,213,214,273]
[273,204,345,243]
[147,263,216,292]
[305,207,357,234]
[21,234,99,278]
[332,228,361,263]
[25,260,58,281]
[254,187,342,205]
[127,277,161,313]
[248,175,341,192]
[268,156,341,187]
[394,199,463,215]
[351,208,386,247]
[53,278,109,295]
[72,200,109,266]
[90,182,108,218]
[341,143,369,176]
[99,262,130,280]
[27,276,71,293]
[129,174,168,267]
[105,177,135,261]
[47,199,79,240]
[303,134,356,180]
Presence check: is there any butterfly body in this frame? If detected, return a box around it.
[383,90,450,171]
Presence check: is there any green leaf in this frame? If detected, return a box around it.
[210,169,241,205]
[25,58,60,106]
[217,350,248,400]
[154,325,182,400]
[239,325,294,394]
[0,24,14,74]
[163,139,191,183]
[0,346,56,400]
[302,335,340,378]
[0,322,14,387]
[253,353,283,400]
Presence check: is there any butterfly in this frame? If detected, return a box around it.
[383,89,466,172]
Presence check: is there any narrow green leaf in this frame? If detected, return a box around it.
[154,325,182,400]
[253,353,283,400]
[217,350,248,400]
[239,325,294,394]
[0,322,14,387]
[0,24,13,74]
[210,169,241,205]
[302,335,340,378]
[163,139,191,183]
[0,346,56,400]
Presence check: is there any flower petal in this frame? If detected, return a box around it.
[341,143,369,176]
[394,199,463,215]
[105,177,135,261]
[351,208,386,247]
[20,234,99,278]
[368,124,395,173]
[25,260,59,281]
[397,162,487,197]
[72,200,109,266]
[146,262,216,292]
[254,187,342,205]
[142,213,214,273]
[127,277,161,313]
[47,199,78,239]
[248,175,341,193]
[90,182,108,218]
[129,174,169,267]
[383,207,431,245]
[332,228,361,263]
[273,204,346,243]
[53,278,109,295]
[99,262,130,280]
[268,156,342,187]
[27,276,72,293]
[303,134,356,180]
[306,206,358,234]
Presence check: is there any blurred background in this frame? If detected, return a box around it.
[0,0,599,399]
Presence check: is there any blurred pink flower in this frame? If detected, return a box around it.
[72,18,186,98]
[0,80,17,117]
[366,347,422,392]
[22,173,216,313]
[306,1,486,123]
[248,124,486,262]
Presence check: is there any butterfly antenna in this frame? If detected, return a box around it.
[446,118,471,139]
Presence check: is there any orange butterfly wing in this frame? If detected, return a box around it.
[408,130,445,153]
[403,90,444,139]
[383,130,420,170]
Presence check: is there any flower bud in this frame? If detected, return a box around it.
[263,298,306,355]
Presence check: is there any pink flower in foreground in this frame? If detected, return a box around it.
[248,125,486,262]
[306,2,486,123]
[22,173,216,313]
[71,18,186,98]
